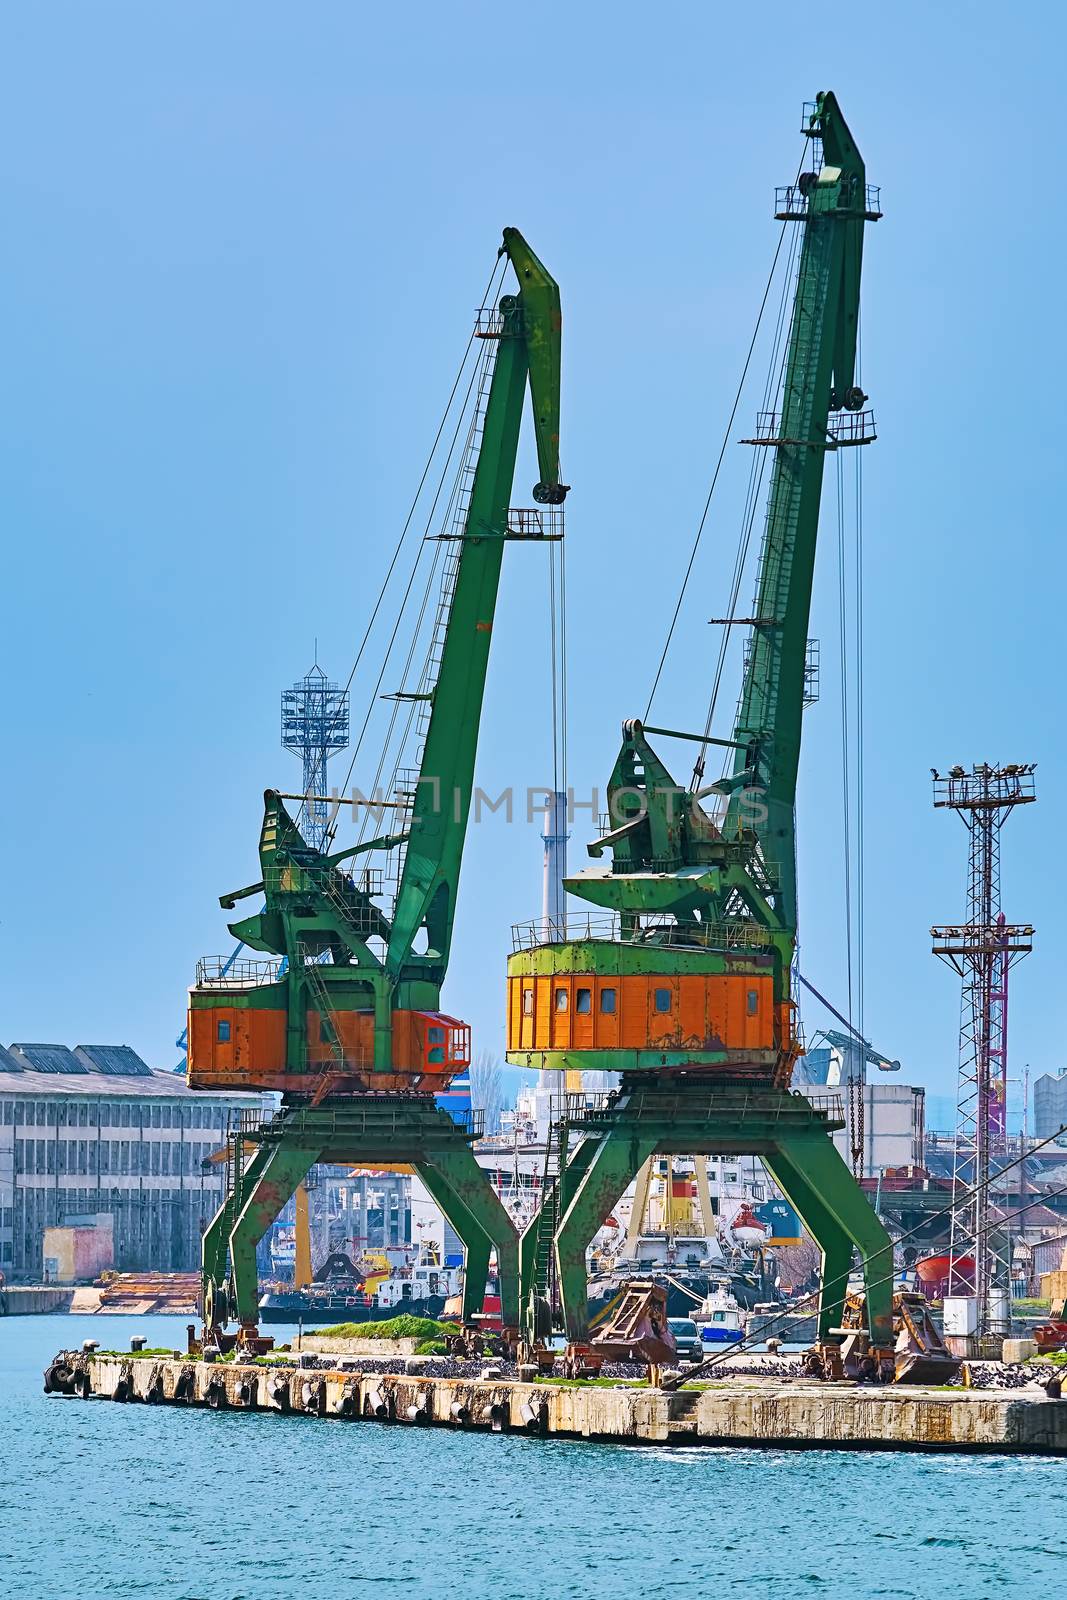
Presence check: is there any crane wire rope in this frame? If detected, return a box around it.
[665,1119,1067,1385]
[854,316,866,1066]
[836,449,859,1172]
[694,218,802,794]
[839,318,868,1175]
[559,510,569,806]
[349,333,497,860]
[643,144,809,724]
[321,255,508,848]
[300,250,506,841]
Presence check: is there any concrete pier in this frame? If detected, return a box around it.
[2,1286,74,1315]
[44,1349,1067,1454]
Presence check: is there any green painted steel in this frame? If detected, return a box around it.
[416,1153,519,1325]
[519,1130,600,1346]
[228,1140,323,1326]
[557,92,875,1051]
[723,91,870,935]
[536,1083,893,1348]
[506,95,894,1352]
[388,231,565,1009]
[216,229,566,1076]
[215,1099,518,1326]
[200,229,566,1331]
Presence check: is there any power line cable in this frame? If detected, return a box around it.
[665,1120,1067,1385]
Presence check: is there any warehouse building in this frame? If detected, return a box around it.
[0,1042,261,1280]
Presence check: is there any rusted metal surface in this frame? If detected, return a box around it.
[588,1281,677,1367]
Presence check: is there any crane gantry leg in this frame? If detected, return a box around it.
[415,1154,519,1326]
[203,1100,520,1339]
[553,1129,658,1342]
[764,1137,894,1345]
[523,1084,895,1352]
[228,1140,322,1328]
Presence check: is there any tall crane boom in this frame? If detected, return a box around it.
[725,91,876,930]
[189,226,567,1097]
[186,228,564,1339]
[389,229,566,993]
[511,92,881,1091]
[503,95,897,1363]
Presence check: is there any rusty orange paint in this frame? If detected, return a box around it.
[505,971,778,1057]
[187,1002,469,1095]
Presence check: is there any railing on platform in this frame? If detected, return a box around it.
[195,956,283,988]
[774,180,882,220]
[742,409,877,449]
[546,1085,844,1129]
[510,912,775,953]
[474,305,523,338]
[506,505,565,541]
[447,1106,486,1139]
[257,1100,485,1142]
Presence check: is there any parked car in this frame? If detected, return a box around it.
[667,1317,702,1362]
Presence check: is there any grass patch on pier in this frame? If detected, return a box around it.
[94,1347,182,1359]
[315,1315,460,1342]
[536,1377,648,1389]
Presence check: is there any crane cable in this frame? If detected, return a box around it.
[695,218,802,794]
[318,253,509,848]
[296,249,506,840]
[663,1119,1067,1386]
[644,144,809,723]
[350,334,496,851]
[839,319,867,1176]
[836,450,859,1172]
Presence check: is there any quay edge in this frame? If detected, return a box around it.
[44,1351,1067,1454]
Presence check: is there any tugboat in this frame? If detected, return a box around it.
[692,1280,747,1347]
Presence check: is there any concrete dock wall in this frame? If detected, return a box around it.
[2,1286,74,1315]
[45,1351,1067,1454]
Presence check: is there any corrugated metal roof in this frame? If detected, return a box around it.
[0,1067,260,1101]
[74,1044,152,1078]
[10,1043,87,1075]
[0,1044,23,1073]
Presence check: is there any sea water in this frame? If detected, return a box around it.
[2,1314,1064,1600]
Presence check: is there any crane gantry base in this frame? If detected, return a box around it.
[202,1099,518,1336]
[520,1081,894,1352]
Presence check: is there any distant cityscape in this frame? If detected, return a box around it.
[4,1034,1067,1289]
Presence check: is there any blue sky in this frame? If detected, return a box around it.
[2,3,1063,1129]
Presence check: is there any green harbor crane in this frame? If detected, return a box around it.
[189,227,567,1343]
[507,94,900,1368]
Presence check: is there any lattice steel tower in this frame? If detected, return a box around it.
[931,763,1035,1327]
[280,661,350,850]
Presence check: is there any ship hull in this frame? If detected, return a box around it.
[258,1293,449,1325]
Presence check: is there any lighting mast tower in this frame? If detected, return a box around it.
[280,662,350,851]
[931,763,1035,1329]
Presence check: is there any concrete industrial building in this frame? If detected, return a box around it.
[0,1042,260,1280]
[799,1045,925,1177]
[1033,1069,1067,1143]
